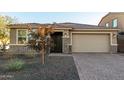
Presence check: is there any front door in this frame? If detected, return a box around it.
[50,32,62,53]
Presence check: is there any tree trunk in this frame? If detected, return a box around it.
[41,48,45,64]
[3,44,6,52]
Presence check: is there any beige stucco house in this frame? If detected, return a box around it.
[8,22,119,54]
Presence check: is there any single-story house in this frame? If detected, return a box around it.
[8,22,119,54]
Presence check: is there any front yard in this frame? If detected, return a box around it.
[0,54,79,80]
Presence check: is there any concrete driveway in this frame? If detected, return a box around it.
[73,53,124,80]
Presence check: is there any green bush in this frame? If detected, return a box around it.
[25,50,36,58]
[7,59,25,71]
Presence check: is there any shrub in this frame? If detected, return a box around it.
[25,50,36,58]
[7,58,25,71]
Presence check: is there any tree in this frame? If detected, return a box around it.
[0,30,9,52]
[0,15,17,52]
[28,25,54,64]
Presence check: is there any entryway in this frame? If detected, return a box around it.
[50,32,62,53]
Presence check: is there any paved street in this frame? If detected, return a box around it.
[73,53,124,80]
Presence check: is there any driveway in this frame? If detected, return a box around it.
[73,53,124,80]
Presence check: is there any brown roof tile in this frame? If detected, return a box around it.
[8,22,112,29]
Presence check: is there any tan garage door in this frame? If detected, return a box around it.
[72,33,110,52]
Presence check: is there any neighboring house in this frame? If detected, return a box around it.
[99,12,124,32]
[8,22,118,54]
[99,12,124,52]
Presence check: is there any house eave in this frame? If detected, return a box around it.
[71,28,120,31]
[7,26,72,30]
[54,28,72,30]
[7,25,47,29]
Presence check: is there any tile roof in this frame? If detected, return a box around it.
[58,22,106,29]
[8,22,111,29]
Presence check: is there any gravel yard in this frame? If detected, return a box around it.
[0,55,79,80]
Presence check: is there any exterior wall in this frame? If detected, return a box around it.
[9,28,33,54]
[99,13,124,32]
[111,32,117,44]
[110,32,118,53]
[9,28,29,54]
[10,29,17,44]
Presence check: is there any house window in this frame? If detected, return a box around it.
[112,19,118,28]
[17,29,28,44]
[105,23,109,28]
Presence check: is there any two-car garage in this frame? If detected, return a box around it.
[72,32,111,53]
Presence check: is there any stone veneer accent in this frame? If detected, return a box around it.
[9,45,37,54]
[110,45,118,53]
[62,38,70,53]
[62,30,70,53]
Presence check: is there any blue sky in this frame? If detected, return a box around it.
[0,12,107,25]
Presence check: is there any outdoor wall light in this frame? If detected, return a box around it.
[64,32,69,38]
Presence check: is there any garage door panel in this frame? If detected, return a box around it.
[72,34,110,52]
